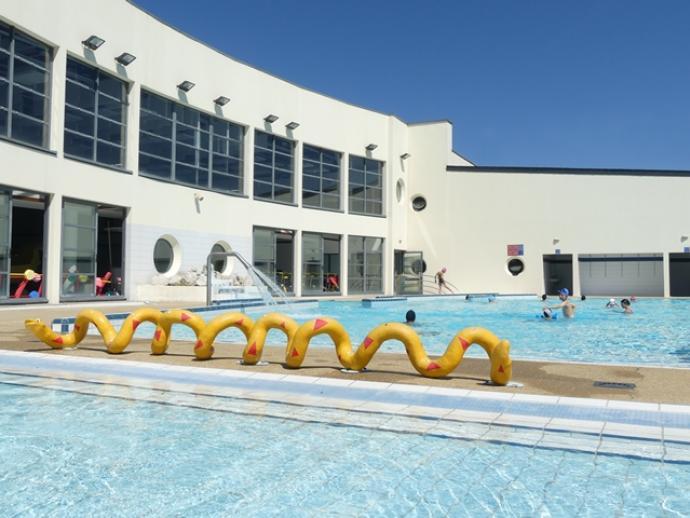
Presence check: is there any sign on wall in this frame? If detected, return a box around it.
[507,244,524,256]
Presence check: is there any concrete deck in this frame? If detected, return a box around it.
[1,301,688,404]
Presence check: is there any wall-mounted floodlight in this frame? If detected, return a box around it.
[82,35,105,50]
[115,53,136,66]
[264,114,279,123]
[214,96,230,106]
[400,153,411,159]
[177,81,196,92]
[552,238,560,245]
[682,235,689,242]
[366,143,378,151]
[286,121,300,130]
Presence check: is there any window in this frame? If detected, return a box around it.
[154,238,174,274]
[211,242,228,273]
[252,227,294,293]
[139,90,244,194]
[348,236,383,294]
[411,195,427,211]
[302,144,341,210]
[0,21,51,148]
[302,233,341,295]
[64,57,127,167]
[349,156,383,216]
[254,130,294,203]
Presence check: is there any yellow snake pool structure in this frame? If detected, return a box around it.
[24,308,512,385]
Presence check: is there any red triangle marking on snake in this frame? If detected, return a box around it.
[363,336,374,349]
[280,321,286,329]
[180,313,190,321]
[154,329,162,341]
[132,319,141,331]
[426,362,441,371]
[459,337,470,351]
[247,342,257,356]
[194,340,203,350]
[313,318,328,331]
[74,324,80,332]
[53,336,64,345]
[499,365,505,373]
[291,348,300,357]
[235,319,244,326]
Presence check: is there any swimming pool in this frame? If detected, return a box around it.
[2,372,689,516]
[122,296,690,367]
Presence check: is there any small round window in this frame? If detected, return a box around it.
[211,243,228,273]
[507,258,525,276]
[153,238,174,274]
[412,196,427,212]
[411,259,427,274]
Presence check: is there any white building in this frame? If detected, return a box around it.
[1,0,689,305]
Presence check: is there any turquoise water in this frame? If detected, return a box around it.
[131,297,690,366]
[2,376,689,516]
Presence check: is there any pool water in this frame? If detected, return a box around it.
[1,376,689,516]
[129,297,690,367]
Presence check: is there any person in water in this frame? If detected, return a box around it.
[541,294,548,302]
[545,288,576,318]
[405,309,416,324]
[620,298,633,314]
[542,308,555,320]
[606,298,618,309]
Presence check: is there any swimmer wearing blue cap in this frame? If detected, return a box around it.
[543,288,576,318]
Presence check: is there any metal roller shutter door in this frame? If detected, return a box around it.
[579,254,663,297]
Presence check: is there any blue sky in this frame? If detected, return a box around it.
[134,0,690,170]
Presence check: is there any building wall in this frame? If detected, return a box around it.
[1,0,422,302]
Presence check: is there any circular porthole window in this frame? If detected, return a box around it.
[411,259,427,274]
[211,242,232,274]
[153,237,178,275]
[411,195,427,212]
[507,258,525,276]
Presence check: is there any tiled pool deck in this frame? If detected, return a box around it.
[2,349,689,464]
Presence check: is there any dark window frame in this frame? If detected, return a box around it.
[348,235,384,294]
[348,155,384,216]
[253,130,295,203]
[139,89,245,195]
[302,143,342,211]
[0,21,52,149]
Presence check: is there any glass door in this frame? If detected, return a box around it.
[61,201,97,298]
[395,250,423,295]
[0,190,10,298]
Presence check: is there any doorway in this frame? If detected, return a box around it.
[394,250,424,295]
[543,254,573,296]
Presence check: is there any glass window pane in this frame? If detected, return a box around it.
[275,170,292,187]
[176,123,196,146]
[66,81,96,112]
[64,202,95,227]
[65,106,94,135]
[350,197,364,214]
[302,191,320,207]
[212,154,228,173]
[97,117,122,145]
[254,130,272,149]
[227,123,242,141]
[96,141,122,166]
[0,108,7,135]
[303,175,319,192]
[350,156,365,171]
[140,132,172,159]
[176,104,198,126]
[302,160,320,176]
[67,59,97,89]
[255,148,273,166]
[254,164,272,183]
[322,179,338,194]
[98,73,124,101]
[11,113,43,146]
[274,137,293,155]
[200,131,209,150]
[274,186,292,203]
[274,153,292,171]
[12,87,44,119]
[366,201,382,215]
[153,238,173,273]
[366,172,382,187]
[140,111,172,137]
[176,143,196,165]
[141,91,173,118]
[322,164,339,180]
[322,194,339,210]
[0,25,10,51]
[0,53,7,79]
[303,145,320,162]
[349,170,364,185]
[212,173,239,193]
[15,36,47,68]
[226,157,241,175]
[64,131,94,160]
[175,164,197,185]
[323,150,340,166]
[13,58,46,93]
[253,181,272,199]
[98,94,123,123]
[139,153,171,179]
